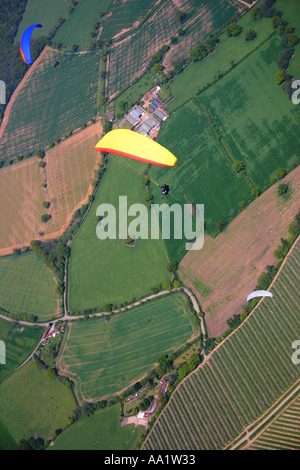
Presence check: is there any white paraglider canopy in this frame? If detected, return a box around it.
[247,290,273,302]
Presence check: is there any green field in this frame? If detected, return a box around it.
[0,360,76,444]
[107,0,240,98]
[0,48,100,161]
[15,0,73,41]
[149,99,252,260]
[50,404,143,450]
[53,0,111,47]
[198,34,300,190]
[60,293,198,400]
[68,155,171,312]
[0,318,42,381]
[0,420,18,450]
[0,252,59,321]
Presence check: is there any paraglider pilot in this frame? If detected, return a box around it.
[161,184,169,199]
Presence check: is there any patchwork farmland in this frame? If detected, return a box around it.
[144,238,300,450]
[0,123,101,254]
[58,293,198,401]
[179,164,300,338]
[0,47,100,161]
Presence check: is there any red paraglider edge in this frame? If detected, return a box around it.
[95,147,173,167]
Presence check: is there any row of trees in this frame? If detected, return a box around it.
[251,0,299,97]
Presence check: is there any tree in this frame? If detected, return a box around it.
[41,214,51,223]
[251,6,260,19]
[176,11,186,23]
[45,367,56,380]
[153,63,163,73]
[277,182,289,196]
[150,286,159,294]
[35,149,45,159]
[216,219,228,232]
[251,187,260,198]
[275,69,285,84]
[41,214,52,223]
[167,261,178,272]
[173,280,181,288]
[270,15,281,28]
[233,160,245,173]
[42,201,50,209]
[288,33,299,46]
[103,118,112,134]
[275,168,287,180]
[71,44,79,51]
[162,282,172,291]
[226,21,242,37]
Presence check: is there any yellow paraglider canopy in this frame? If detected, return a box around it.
[95,129,177,167]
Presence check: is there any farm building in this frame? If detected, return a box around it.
[149,98,161,111]
[137,117,159,136]
[126,111,140,127]
[138,412,149,419]
[131,107,143,118]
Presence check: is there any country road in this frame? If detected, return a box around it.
[0,286,205,332]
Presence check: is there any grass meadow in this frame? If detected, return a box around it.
[68,155,171,312]
[0,48,100,161]
[0,360,76,444]
[0,252,59,321]
[60,293,198,400]
[0,318,42,382]
[50,404,143,450]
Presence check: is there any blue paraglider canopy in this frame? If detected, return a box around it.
[20,23,43,65]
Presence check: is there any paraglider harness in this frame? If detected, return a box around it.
[161,184,169,199]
